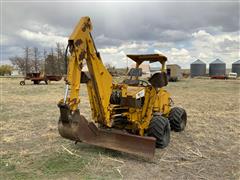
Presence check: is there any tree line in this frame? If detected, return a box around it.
[9,43,66,76]
[0,65,13,76]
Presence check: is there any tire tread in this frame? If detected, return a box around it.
[147,116,170,148]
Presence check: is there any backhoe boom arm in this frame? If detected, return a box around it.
[59,17,113,126]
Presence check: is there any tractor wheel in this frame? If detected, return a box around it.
[168,107,187,132]
[33,80,40,85]
[20,81,25,86]
[147,116,170,148]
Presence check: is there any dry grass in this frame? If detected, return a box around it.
[0,77,240,179]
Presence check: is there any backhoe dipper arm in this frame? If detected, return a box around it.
[59,17,113,126]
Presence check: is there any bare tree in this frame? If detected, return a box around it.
[33,47,40,73]
[42,49,47,73]
[9,44,67,76]
[56,43,62,75]
[45,48,58,75]
[55,42,66,75]
[24,46,30,75]
[43,49,48,60]
[9,56,25,73]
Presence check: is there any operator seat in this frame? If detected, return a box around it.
[148,72,168,88]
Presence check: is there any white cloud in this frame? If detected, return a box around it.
[153,30,239,68]
[191,30,240,65]
[97,29,240,68]
[154,49,165,55]
[192,30,211,39]
[170,48,191,59]
[18,29,67,47]
[119,42,149,51]
[152,42,173,49]
[154,48,192,67]
[98,41,151,67]
[199,52,208,59]
[99,47,119,54]
[7,24,239,69]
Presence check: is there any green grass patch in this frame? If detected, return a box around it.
[40,152,86,175]
[0,159,16,172]
[0,157,32,180]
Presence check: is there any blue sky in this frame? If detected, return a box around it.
[1,1,239,68]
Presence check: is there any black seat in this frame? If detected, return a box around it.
[148,72,168,88]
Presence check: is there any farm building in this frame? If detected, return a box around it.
[209,59,226,77]
[232,60,240,77]
[190,59,206,77]
[166,64,182,81]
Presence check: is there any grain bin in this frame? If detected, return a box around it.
[209,59,226,77]
[190,59,206,77]
[232,60,240,77]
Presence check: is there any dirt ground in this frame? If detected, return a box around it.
[1,77,239,180]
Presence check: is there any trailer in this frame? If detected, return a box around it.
[20,73,62,85]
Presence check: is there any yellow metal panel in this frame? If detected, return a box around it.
[126,86,145,97]
[66,54,81,111]
[62,16,113,126]
[153,89,171,115]
[86,81,98,121]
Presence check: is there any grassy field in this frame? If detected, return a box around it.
[1,77,239,179]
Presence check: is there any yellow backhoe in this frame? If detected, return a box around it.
[58,17,187,158]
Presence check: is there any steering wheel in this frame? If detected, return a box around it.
[138,80,150,87]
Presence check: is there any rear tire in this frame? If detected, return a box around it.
[169,107,187,132]
[20,81,25,85]
[147,116,170,148]
[33,80,40,85]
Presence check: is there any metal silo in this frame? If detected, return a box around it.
[190,59,206,77]
[209,59,226,76]
[232,60,240,77]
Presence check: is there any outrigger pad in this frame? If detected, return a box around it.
[58,111,156,159]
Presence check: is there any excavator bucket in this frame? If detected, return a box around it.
[58,106,156,159]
